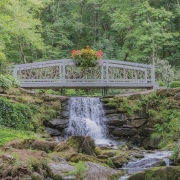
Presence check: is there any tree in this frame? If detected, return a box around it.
[0,0,45,64]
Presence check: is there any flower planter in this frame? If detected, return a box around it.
[75,59,97,67]
[71,46,103,68]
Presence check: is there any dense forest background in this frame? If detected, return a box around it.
[0,0,180,70]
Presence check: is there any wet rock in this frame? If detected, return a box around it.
[131,153,145,158]
[85,162,122,180]
[110,153,129,168]
[142,137,160,149]
[125,158,166,169]
[46,127,61,136]
[104,109,117,114]
[112,128,137,136]
[62,111,69,118]
[44,119,69,130]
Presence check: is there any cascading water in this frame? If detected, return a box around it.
[118,151,172,180]
[66,97,108,144]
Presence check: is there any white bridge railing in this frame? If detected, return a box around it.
[13,59,155,89]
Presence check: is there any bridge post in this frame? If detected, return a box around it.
[106,61,108,86]
[13,67,17,79]
[63,61,65,87]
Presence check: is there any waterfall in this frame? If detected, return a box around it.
[66,97,108,144]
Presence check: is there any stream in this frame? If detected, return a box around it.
[118,151,172,180]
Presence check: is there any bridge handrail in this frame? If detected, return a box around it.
[14,59,153,68]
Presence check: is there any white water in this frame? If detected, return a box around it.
[118,151,172,180]
[66,97,108,144]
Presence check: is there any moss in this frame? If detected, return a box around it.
[94,147,102,155]
[69,153,105,164]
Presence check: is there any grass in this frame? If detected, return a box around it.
[0,126,36,146]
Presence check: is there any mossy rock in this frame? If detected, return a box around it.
[128,93,142,100]
[156,88,180,97]
[110,152,129,168]
[128,166,180,180]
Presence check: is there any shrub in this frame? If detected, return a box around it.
[169,81,180,88]
[0,74,12,89]
[5,74,20,88]
[158,81,166,87]
[69,161,88,180]
[0,97,38,130]
[0,74,20,89]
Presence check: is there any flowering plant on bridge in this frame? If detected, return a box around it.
[71,46,103,68]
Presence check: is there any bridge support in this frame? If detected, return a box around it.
[102,88,108,96]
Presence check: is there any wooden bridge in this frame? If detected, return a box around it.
[13,59,156,89]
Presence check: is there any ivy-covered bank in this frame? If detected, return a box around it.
[0,87,66,146]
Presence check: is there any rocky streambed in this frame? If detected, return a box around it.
[2,135,178,180]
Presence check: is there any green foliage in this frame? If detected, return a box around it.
[0,97,38,130]
[5,74,20,88]
[94,147,102,155]
[156,60,175,85]
[169,81,180,88]
[157,81,166,87]
[106,159,114,168]
[0,125,35,146]
[171,146,180,162]
[69,161,88,180]
[0,74,12,89]
[0,74,20,89]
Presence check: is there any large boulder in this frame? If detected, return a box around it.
[46,127,61,136]
[84,162,123,180]
[142,137,160,149]
[55,136,96,156]
[48,160,75,180]
[44,119,69,130]
[31,140,59,152]
[127,166,180,180]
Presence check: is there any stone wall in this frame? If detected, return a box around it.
[103,97,156,148]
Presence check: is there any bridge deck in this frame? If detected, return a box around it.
[13,59,155,89]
